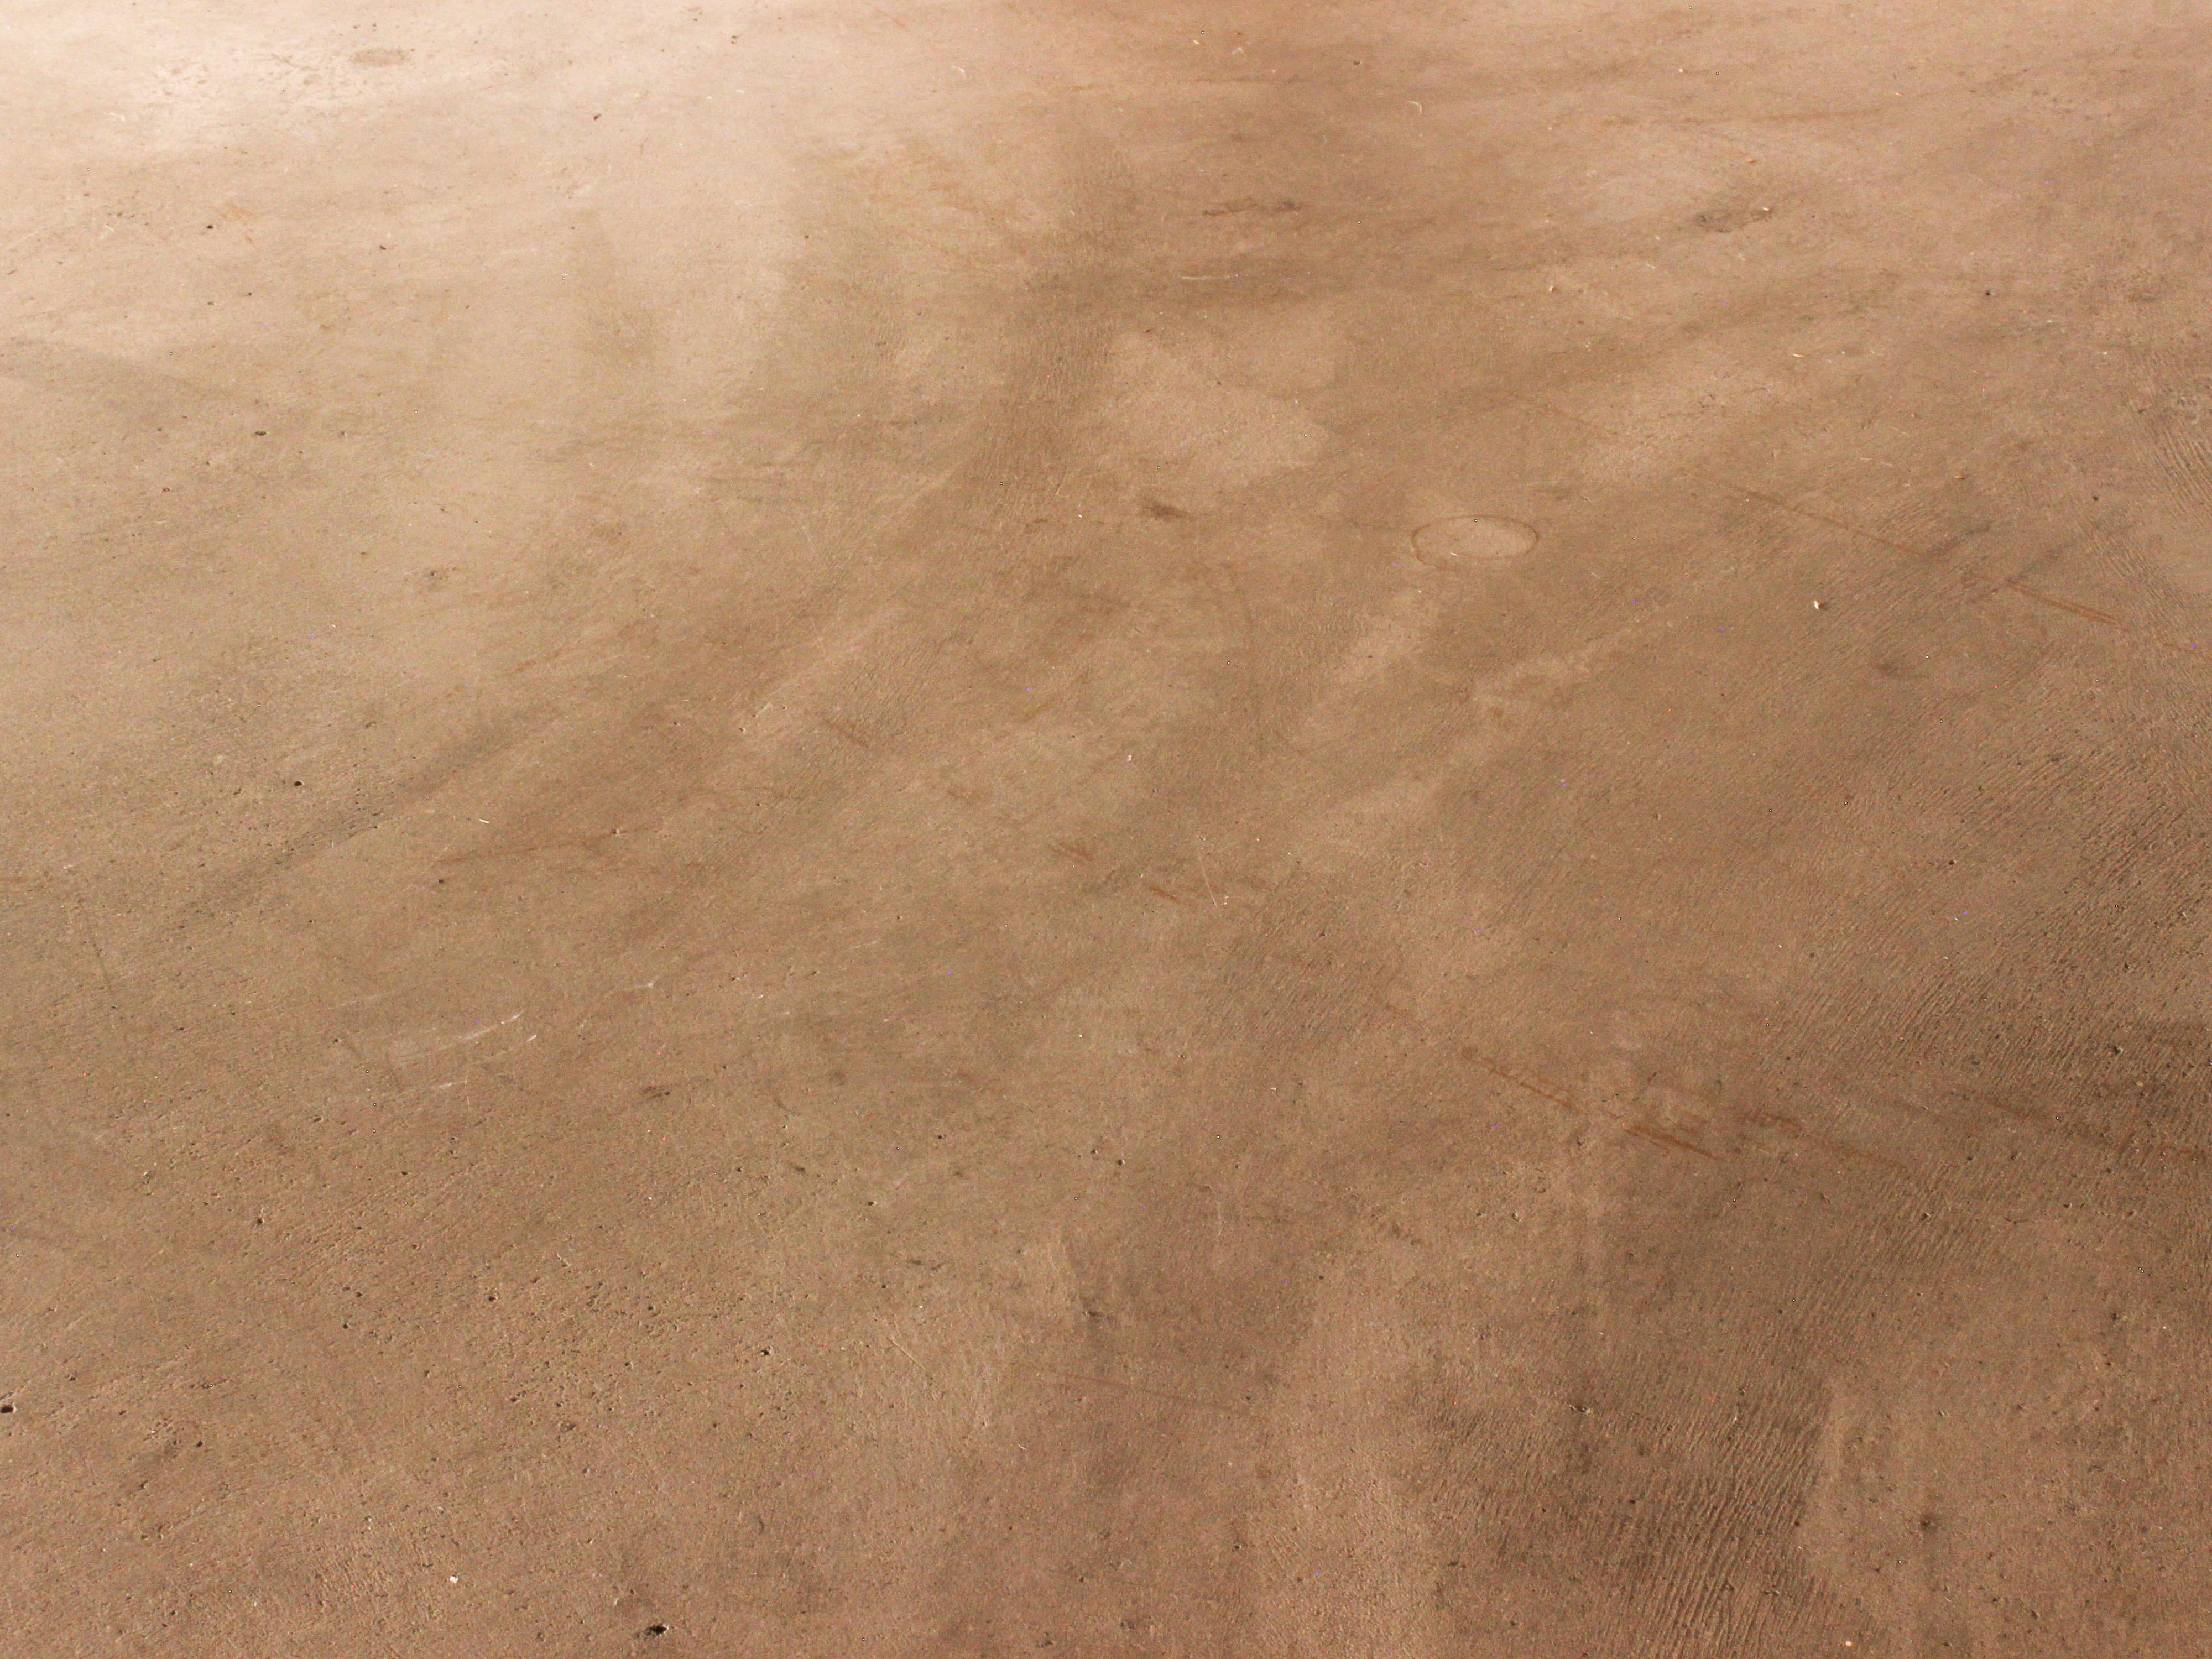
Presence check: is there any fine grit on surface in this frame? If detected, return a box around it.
[4,1,2210,1653]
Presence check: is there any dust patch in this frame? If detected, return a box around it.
[1092,332,1332,507]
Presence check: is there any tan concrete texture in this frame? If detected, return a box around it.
[5,1,2210,1653]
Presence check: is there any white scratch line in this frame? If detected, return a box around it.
[388,1010,524,1065]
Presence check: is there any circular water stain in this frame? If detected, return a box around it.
[1410,515,1538,568]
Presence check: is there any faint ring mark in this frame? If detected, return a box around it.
[1410,515,1538,570]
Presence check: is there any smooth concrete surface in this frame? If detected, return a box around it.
[6,2,2211,1653]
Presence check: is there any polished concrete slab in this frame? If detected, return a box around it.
[6,2,2210,1652]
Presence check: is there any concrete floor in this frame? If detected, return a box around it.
[6,1,2211,1653]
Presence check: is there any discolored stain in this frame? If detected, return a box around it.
[352,47,410,67]
[1202,197,1303,217]
[1691,202,1773,234]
